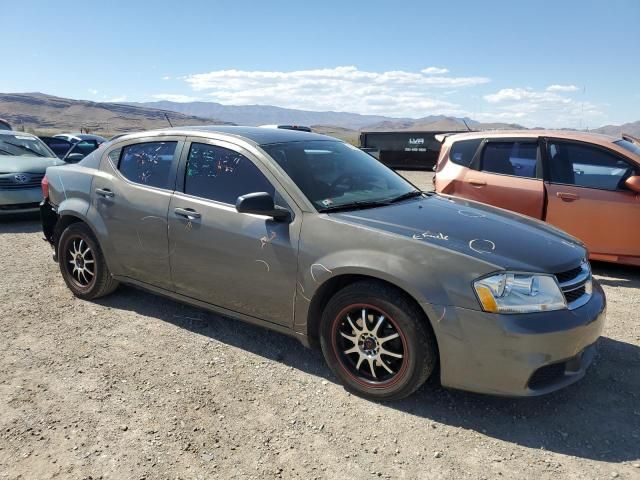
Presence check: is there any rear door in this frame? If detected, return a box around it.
[167,137,300,327]
[457,138,545,218]
[542,138,640,260]
[93,136,185,289]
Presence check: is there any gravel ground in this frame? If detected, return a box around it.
[1,176,639,479]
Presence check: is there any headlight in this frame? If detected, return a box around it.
[473,272,566,314]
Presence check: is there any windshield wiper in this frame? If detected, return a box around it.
[1,141,45,157]
[318,199,394,213]
[385,190,423,204]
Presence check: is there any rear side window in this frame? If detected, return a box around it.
[547,141,634,191]
[118,141,177,189]
[449,139,481,167]
[481,142,538,178]
[184,143,274,204]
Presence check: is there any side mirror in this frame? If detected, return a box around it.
[236,192,291,221]
[65,152,85,163]
[625,175,640,194]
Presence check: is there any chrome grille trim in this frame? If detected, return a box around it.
[556,259,592,310]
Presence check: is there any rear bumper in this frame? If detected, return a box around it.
[425,281,606,396]
[0,187,42,214]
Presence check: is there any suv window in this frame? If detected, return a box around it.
[547,141,634,191]
[481,141,538,178]
[449,139,481,167]
[118,141,177,189]
[184,143,274,204]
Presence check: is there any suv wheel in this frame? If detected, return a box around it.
[320,281,438,401]
[58,223,118,299]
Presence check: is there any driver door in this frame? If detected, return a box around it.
[168,138,301,327]
[543,138,640,260]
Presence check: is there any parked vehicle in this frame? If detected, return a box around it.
[0,130,64,214]
[40,136,102,162]
[41,126,605,400]
[53,133,107,145]
[0,119,11,131]
[434,131,640,267]
[359,130,450,170]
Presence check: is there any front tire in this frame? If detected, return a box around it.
[58,223,119,299]
[320,281,438,401]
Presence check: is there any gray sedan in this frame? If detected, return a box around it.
[41,126,605,400]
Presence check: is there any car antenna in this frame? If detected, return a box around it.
[462,119,472,132]
[164,113,174,128]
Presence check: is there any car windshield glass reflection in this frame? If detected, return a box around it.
[0,135,55,158]
[263,140,417,211]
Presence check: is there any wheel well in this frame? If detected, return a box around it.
[53,215,84,251]
[306,274,436,350]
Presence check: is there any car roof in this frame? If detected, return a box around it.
[0,130,38,137]
[445,129,640,162]
[112,125,334,146]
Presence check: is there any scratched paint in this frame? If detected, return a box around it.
[255,259,270,272]
[310,263,332,283]
[458,209,486,218]
[469,239,496,254]
[297,283,311,302]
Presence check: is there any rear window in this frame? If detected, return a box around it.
[449,139,481,167]
[614,139,640,157]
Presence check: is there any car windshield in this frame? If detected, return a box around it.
[614,139,640,157]
[262,140,418,212]
[0,134,56,158]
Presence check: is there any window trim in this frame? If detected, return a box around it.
[102,135,186,193]
[541,137,638,193]
[177,137,296,214]
[474,137,543,180]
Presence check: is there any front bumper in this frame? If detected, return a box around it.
[0,187,42,214]
[425,281,606,396]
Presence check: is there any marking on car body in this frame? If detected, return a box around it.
[412,231,449,241]
[310,263,332,282]
[260,231,276,249]
[297,282,311,302]
[58,174,68,200]
[469,239,496,254]
[255,260,270,272]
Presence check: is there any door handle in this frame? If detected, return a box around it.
[95,188,114,198]
[469,179,487,187]
[557,192,580,201]
[174,207,201,220]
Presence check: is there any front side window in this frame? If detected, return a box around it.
[481,141,538,178]
[547,141,634,191]
[118,141,177,189]
[262,140,416,211]
[184,143,274,204]
[614,139,640,157]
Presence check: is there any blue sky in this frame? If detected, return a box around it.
[3,0,639,127]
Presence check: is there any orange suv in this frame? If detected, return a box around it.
[434,130,640,266]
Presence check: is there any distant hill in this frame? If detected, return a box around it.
[592,121,640,138]
[0,92,230,135]
[132,100,406,130]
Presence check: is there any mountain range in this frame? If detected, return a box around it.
[1,92,638,141]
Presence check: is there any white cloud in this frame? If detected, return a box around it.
[88,88,98,95]
[546,84,579,92]
[152,94,201,103]
[480,86,603,128]
[161,76,172,81]
[421,67,449,75]
[181,66,489,117]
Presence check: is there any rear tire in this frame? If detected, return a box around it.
[320,280,437,401]
[58,223,119,299]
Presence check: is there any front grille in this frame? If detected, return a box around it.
[528,362,566,390]
[0,173,44,190]
[555,260,592,310]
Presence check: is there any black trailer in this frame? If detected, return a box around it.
[360,131,463,170]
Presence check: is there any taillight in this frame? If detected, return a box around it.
[41,175,49,199]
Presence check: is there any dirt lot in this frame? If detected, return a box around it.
[1,176,639,479]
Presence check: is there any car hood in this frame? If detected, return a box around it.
[330,194,586,274]
[0,155,64,173]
